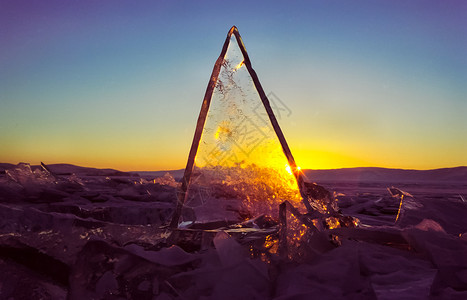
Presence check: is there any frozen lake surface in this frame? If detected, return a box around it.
[0,163,466,299]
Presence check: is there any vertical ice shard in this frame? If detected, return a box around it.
[170,26,308,227]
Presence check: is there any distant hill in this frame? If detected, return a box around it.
[0,163,136,177]
[135,167,467,183]
[2,163,466,183]
[302,167,467,183]
[43,163,137,177]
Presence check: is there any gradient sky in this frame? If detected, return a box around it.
[1,0,466,171]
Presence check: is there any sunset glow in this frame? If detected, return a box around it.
[1,1,465,171]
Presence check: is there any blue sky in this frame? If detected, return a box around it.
[1,0,466,170]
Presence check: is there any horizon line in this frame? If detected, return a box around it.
[1,161,466,173]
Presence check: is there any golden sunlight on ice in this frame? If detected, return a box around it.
[285,164,292,175]
[234,60,244,71]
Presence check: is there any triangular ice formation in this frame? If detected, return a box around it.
[170,26,308,227]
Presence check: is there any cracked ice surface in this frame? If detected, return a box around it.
[0,163,467,299]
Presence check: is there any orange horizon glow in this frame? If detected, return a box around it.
[3,149,466,172]
[2,127,465,172]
